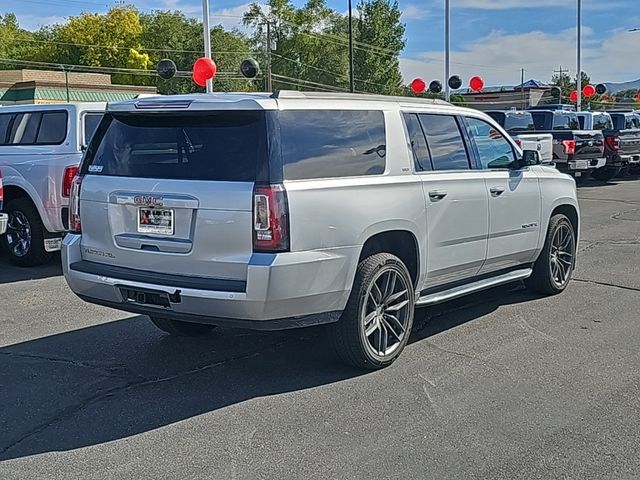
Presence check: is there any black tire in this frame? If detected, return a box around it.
[1,198,53,267]
[329,253,415,370]
[617,166,631,177]
[149,317,216,337]
[591,167,619,182]
[526,214,576,295]
[573,173,589,185]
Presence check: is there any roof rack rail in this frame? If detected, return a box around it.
[271,90,450,106]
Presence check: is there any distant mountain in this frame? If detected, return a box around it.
[604,79,640,94]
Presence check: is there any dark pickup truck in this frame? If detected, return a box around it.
[607,111,640,176]
[530,110,605,180]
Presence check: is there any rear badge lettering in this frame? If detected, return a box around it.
[134,195,164,207]
[84,248,115,259]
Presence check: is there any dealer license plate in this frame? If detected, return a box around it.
[138,208,174,235]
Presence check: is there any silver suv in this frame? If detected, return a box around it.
[63,92,580,369]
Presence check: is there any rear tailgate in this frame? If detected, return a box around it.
[573,130,604,161]
[78,111,270,282]
[618,129,640,157]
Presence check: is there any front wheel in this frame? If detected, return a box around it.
[149,317,216,337]
[526,214,576,295]
[329,253,415,370]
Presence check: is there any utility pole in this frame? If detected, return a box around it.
[553,65,569,103]
[577,0,582,111]
[202,0,213,93]
[266,21,273,92]
[348,0,354,93]
[444,0,450,102]
[521,67,525,109]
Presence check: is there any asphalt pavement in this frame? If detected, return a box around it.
[1,177,639,479]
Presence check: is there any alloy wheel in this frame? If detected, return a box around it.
[549,223,575,288]
[6,210,32,258]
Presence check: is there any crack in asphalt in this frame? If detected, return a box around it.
[579,197,640,205]
[0,351,132,378]
[573,278,640,293]
[0,340,287,457]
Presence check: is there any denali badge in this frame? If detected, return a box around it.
[134,195,164,207]
[522,223,538,229]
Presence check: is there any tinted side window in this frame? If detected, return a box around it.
[37,111,68,144]
[418,114,470,171]
[466,117,515,169]
[9,113,41,144]
[0,114,13,145]
[531,112,549,130]
[280,110,386,180]
[402,113,431,172]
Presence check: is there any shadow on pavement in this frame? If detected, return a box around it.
[0,254,62,285]
[0,283,539,461]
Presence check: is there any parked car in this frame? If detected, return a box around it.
[486,110,553,164]
[530,109,605,180]
[0,170,6,236]
[0,103,105,265]
[63,92,580,369]
[607,111,640,176]
[576,111,623,181]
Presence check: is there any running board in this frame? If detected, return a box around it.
[416,268,533,307]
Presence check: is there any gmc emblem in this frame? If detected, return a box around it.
[133,195,164,207]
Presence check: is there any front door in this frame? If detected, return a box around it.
[464,116,542,273]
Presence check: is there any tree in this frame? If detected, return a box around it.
[0,13,37,65]
[244,0,350,92]
[550,71,604,110]
[354,0,405,95]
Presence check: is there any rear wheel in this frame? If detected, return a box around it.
[329,253,415,370]
[591,167,620,182]
[526,214,576,295]
[1,198,53,267]
[149,317,216,337]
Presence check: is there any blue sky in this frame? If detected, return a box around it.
[8,0,640,85]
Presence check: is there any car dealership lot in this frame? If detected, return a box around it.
[1,177,639,479]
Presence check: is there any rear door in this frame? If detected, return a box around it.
[79,111,270,281]
[463,116,541,273]
[404,113,489,288]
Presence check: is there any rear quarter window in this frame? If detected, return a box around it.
[279,110,386,180]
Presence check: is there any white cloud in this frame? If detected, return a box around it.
[18,14,67,30]
[401,27,640,86]
[402,4,429,21]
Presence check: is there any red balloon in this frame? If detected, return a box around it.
[411,78,426,94]
[192,57,217,86]
[570,90,578,103]
[469,76,484,92]
[583,84,596,98]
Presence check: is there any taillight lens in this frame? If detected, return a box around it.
[62,166,79,197]
[69,175,83,233]
[253,184,290,252]
[605,136,620,151]
[562,140,576,155]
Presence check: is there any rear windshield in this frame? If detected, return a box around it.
[530,112,551,130]
[83,112,268,182]
[503,113,534,132]
[553,113,579,130]
[593,114,613,130]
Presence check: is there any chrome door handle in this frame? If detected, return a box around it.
[490,186,506,197]
[428,190,448,201]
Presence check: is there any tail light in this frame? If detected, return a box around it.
[605,136,620,152]
[253,184,290,253]
[562,140,576,155]
[62,166,79,197]
[69,175,83,233]
[514,139,523,149]
[0,169,4,211]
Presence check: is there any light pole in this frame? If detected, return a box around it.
[577,0,582,111]
[445,0,450,101]
[348,0,354,93]
[202,0,213,93]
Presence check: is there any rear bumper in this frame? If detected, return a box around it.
[566,158,606,170]
[0,213,7,236]
[62,234,355,330]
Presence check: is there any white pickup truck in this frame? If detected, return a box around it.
[486,110,553,164]
[0,103,104,266]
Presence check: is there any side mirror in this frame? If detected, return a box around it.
[521,149,541,166]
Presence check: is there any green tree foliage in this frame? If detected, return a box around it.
[0,13,36,65]
[354,0,405,95]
